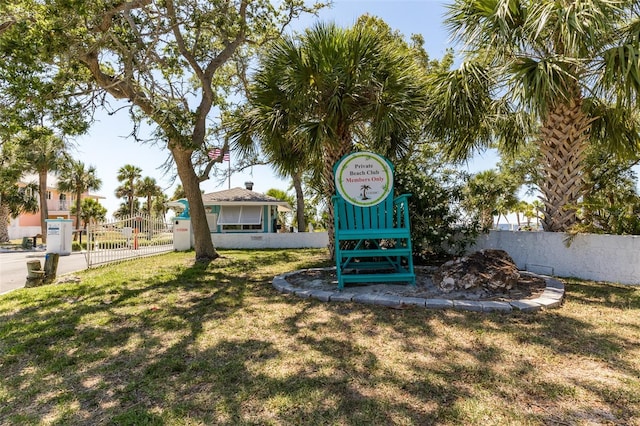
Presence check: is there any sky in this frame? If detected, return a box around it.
[72,0,498,217]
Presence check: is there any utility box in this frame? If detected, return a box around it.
[46,219,73,256]
[173,218,193,251]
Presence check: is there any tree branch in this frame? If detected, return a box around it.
[165,0,204,81]
[203,1,248,81]
[0,19,16,34]
[192,1,248,148]
[197,140,232,182]
[96,0,152,32]
[79,49,183,147]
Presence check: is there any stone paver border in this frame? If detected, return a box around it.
[272,267,564,312]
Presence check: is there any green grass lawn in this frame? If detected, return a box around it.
[1,249,638,425]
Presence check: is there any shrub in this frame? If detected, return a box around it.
[395,150,480,264]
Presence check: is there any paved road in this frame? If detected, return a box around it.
[0,251,89,295]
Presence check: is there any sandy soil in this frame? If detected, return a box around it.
[284,266,548,301]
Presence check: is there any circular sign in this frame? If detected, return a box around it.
[334,152,393,206]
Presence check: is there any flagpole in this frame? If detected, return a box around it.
[228,155,231,189]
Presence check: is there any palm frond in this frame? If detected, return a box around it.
[594,43,640,108]
[585,97,640,158]
[446,0,526,58]
[425,61,495,161]
[508,55,583,114]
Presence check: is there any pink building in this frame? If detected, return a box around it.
[8,173,104,240]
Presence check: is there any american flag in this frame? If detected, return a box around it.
[208,148,230,161]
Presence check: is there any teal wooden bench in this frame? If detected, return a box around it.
[332,191,415,290]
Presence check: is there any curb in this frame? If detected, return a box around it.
[272,267,564,313]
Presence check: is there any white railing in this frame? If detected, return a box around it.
[86,215,174,268]
[47,200,69,211]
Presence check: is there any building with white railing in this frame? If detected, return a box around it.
[8,173,104,240]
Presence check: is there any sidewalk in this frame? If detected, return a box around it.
[0,245,47,253]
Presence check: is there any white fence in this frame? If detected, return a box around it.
[212,232,329,249]
[86,215,174,268]
[470,231,640,285]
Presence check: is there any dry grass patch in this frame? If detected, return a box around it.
[0,249,638,425]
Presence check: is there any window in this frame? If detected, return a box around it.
[20,187,34,198]
[206,213,218,232]
[217,206,263,231]
[59,193,67,210]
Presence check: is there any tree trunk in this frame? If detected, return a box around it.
[74,190,82,241]
[322,132,352,259]
[481,208,493,230]
[538,97,592,232]
[0,202,10,243]
[128,192,134,218]
[38,170,48,243]
[172,146,219,262]
[292,172,306,232]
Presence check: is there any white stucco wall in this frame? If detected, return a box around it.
[212,232,329,250]
[8,222,41,240]
[470,231,640,285]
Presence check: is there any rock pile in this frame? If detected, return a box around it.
[433,249,520,293]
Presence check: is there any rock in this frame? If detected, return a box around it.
[55,275,82,285]
[433,249,520,293]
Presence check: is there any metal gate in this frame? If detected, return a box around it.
[86,215,174,268]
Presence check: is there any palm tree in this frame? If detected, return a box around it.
[522,202,536,227]
[72,198,107,248]
[266,188,295,231]
[0,183,39,243]
[463,170,518,230]
[231,21,428,255]
[289,172,308,233]
[23,127,66,243]
[71,198,106,231]
[114,200,141,220]
[360,185,371,200]
[512,200,531,228]
[430,0,640,232]
[57,159,102,238]
[137,176,162,217]
[230,109,312,233]
[0,139,38,242]
[171,184,186,201]
[115,164,142,218]
[531,199,544,228]
[152,192,169,220]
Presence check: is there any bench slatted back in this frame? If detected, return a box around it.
[335,192,396,231]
